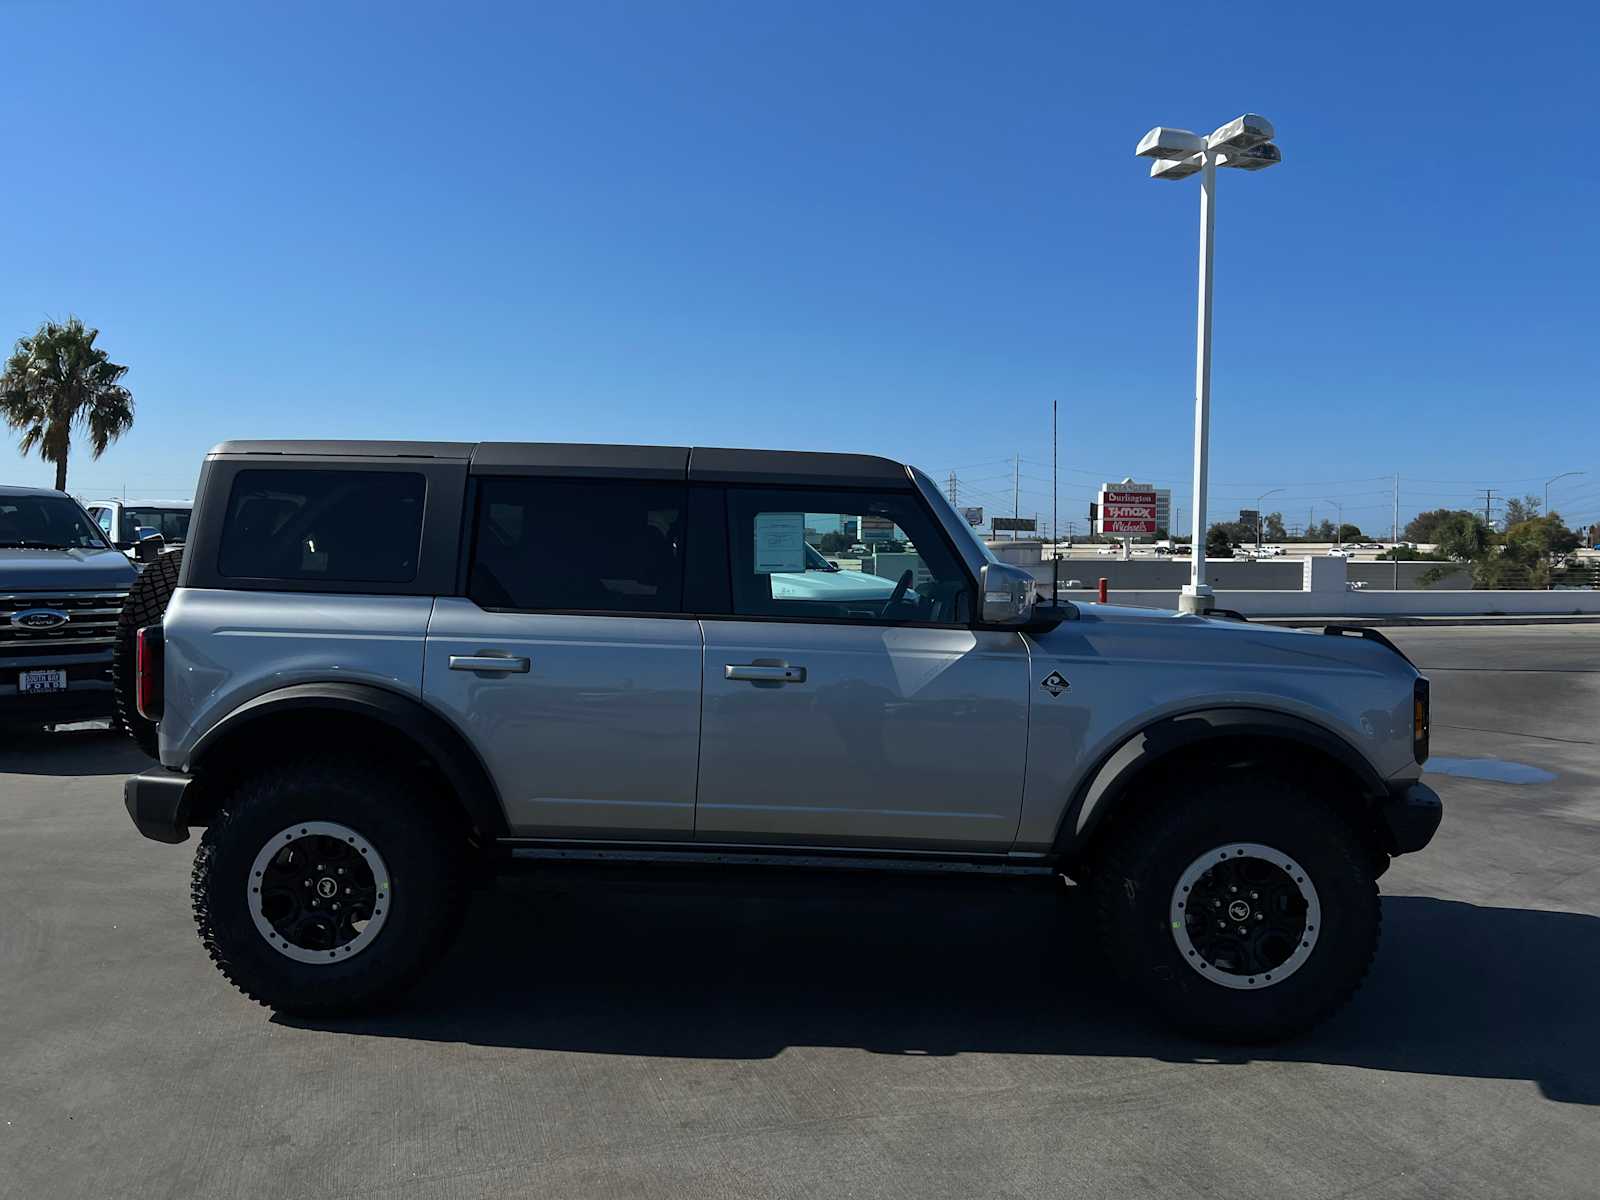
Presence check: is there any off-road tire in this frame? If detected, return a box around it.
[191,758,469,1015]
[1089,774,1380,1042]
[113,548,184,758]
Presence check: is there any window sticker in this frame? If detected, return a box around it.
[753,512,807,574]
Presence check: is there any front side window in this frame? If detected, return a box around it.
[217,470,425,583]
[726,488,970,624]
[469,477,685,613]
[90,506,114,536]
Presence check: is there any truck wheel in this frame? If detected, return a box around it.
[1089,776,1380,1042]
[113,548,184,758]
[190,758,468,1015]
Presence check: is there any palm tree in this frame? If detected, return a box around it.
[0,316,134,492]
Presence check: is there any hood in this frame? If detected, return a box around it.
[1036,601,1413,675]
[0,546,139,591]
[770,569,908,602]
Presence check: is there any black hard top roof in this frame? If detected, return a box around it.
[208,441,914,489]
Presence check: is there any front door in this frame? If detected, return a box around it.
[694,487,1031,849]
[423,475,701,839]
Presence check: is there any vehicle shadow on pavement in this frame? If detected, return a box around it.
[0,724,149,777]
[278,874,1600,1106]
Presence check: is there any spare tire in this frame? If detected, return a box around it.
[114,548,184,759]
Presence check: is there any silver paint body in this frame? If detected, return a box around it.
[159,468,1422,854]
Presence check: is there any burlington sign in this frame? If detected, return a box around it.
[1098,487,1158,535]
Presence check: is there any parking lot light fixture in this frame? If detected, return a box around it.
[1545,471,1584,514]
[1257,488,1283,548]
[1135,113,1281,614]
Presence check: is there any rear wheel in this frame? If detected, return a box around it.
[191,758,468,1015]
[1089,775,1380,1042]
[113,547,183,758]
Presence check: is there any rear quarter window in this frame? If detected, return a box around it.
[217,469,426,583]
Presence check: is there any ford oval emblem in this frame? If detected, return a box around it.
[13,608,70,630]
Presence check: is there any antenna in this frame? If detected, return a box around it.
[1052,397,1060,605]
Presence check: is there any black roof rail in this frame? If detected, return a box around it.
[1323,623,1413,665]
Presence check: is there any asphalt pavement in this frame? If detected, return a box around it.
[2,625,1598,1199]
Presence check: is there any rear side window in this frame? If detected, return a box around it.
[217,470,426,583]
[469,477,685,612]
[121,507,192,543]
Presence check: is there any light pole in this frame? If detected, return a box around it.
[1323,499,1344,547]
[1546,471,1584,515]
[1255,488,1283,549]
[1136,114,1280,613]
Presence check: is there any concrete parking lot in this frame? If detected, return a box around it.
[3,626,1598,1199]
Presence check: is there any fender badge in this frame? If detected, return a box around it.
[1040,671,1070,697]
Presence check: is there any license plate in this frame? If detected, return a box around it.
[19,669,67,694]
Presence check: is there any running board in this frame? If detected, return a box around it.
[503,846,1057,877]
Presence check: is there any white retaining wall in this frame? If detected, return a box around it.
[1054,588,1600,617]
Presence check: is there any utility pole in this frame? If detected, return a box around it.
[1012,454,1021,522]
[1482,488,1496,530]
[1052,397,1058,545]
[946,470,958,506]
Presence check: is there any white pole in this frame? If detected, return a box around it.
[1393,472,1400,590]
[1181,151,1217,613]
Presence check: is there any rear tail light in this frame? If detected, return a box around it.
[135,625,164,722]
[1413,676,1430,764]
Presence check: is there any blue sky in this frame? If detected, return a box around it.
[4,1,1596,535]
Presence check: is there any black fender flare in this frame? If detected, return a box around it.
[188,681,509,838]
[1056,707,1388,855]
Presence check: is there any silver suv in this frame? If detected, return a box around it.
[121,441,1441,1040]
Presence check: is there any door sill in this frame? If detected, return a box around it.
[498,841,1057,877]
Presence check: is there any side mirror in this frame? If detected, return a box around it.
[134,532,165,563]
[979,562,1036,625]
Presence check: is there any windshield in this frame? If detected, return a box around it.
[911,468,998,565]
[0,495,110,550]
[121,507,191,543]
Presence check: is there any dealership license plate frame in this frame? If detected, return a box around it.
[19,668,68,695]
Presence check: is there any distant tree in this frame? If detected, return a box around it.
[1421,511,1519,587]
[1501,513,1580,587]
[1433,511,1493,561]
[0,317,134,491]
[1205,523,1236,559]
[1337,523,1363,543]
[1378,546,1448,561]
[1262,512,1287,541]
[1305,518,1336,541]
[1403,508,1473,544]
[817,531,853,554]
[1502,494,1542,528]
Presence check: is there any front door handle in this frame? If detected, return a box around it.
[449,654,531,674]
[724,664,807,683]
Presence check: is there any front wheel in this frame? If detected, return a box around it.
[190,758,468,1015]
[1089,777,1380,1042]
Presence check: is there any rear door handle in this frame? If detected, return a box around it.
[449,654,531,674]
[724,664,807,683]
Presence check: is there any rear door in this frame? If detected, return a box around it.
[423,470,703,840]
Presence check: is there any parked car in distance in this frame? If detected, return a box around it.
[84,499,192,562]
[0,485,137,728]
[122,440,1442,1043]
